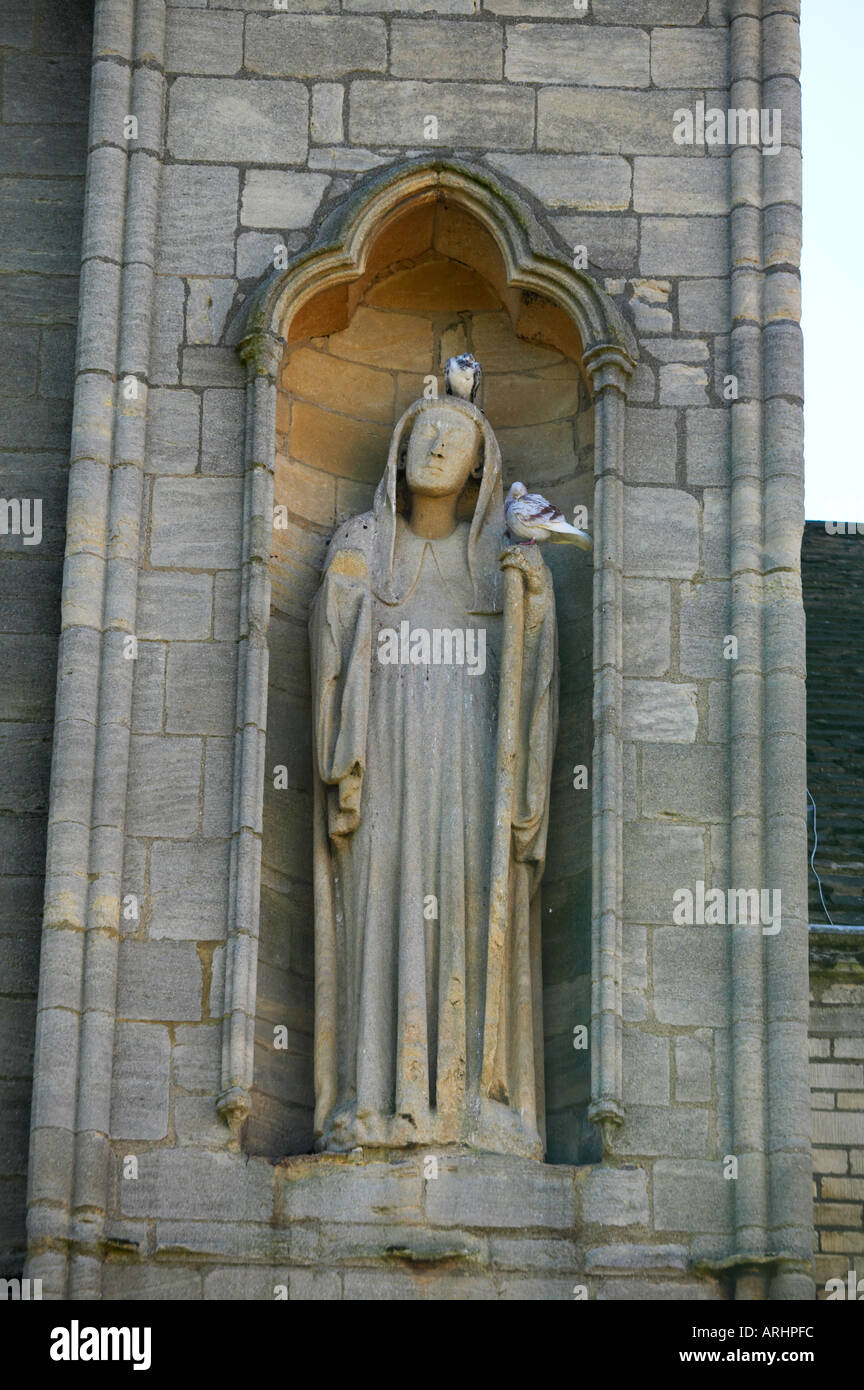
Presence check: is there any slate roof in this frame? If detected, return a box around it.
[802,521,864,924]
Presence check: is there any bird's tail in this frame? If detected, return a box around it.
[546,525,592,551]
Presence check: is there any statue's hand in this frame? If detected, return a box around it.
[499,542,548,596]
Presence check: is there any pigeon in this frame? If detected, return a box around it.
[445,353,482,404]
[504,481,592,549]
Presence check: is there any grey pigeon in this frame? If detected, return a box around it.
[504,481,592,549]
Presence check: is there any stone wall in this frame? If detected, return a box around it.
[0,0,92,1278]
[809,935,864,1297]
[14,0,817,1300]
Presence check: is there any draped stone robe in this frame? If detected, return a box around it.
[309,404,558,1159]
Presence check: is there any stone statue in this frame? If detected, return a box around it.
[309,383,559,1159]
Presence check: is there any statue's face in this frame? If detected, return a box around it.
[404,406,480,497]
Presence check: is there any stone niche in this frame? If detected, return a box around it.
[249,193,596,1166]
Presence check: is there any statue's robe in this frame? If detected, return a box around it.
[310,508,558,1158]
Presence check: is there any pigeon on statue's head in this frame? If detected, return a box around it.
[504,481,592,550]
[445,353,482,404]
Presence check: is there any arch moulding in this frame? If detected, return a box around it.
[218,157,638,1155]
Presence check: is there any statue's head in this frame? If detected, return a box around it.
[404,400,483,499]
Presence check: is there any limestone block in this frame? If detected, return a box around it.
[283,348,393,424]
[486,154,631,212]
[623,679,698,743]
[126,736,202,837]
[158,165,239,277]
[675,1035,712,1102]
[150,477,243,569]
[641,218,729,277]
[186,278,236,346]
[149,840,230,940]
[349,81,533,150]
[204,1266,294,1300]
[623,823,705,922]
[539,88,702,156]
[679,278,729,335]
[165,10,243,74]
[586,1244,688,1272]
[423,1156,576,1230]
[551,214,638,272]
[241,170,330,229]
[174,1023,221,1092]
[345,0,474,9]
[111,1023,170,1140]
[597,1278,718,1299]
[651,28,729,88]
[506,24,649,87]
[623,486,699,578]
[592,0,707,18]
[130,641,165,734]
[116,941,202,1023]
[623,579,672,677]
[624,409,677,484]
[653,927,729,1025]
[149,275,186,386]
[623,1029,670,1106]
[391,20,502,79]
[583,1165,649,1227]
[634,156,728,215]
[642,745,728,822]
[137,572,213,642]
[175,1096,229,1147]
[311,84,343,143]
[168,78,307,165]
[614,1106,709,1159]
[120,1150,273,1221]
[657,1161,736,1233]
[146,388,200,475]
[245,15,386,78]
[679,581,730,678]
[200,388,245,476]
[686,407,729,486]
[166,642,236,736]
[102,1265,203,1301]
[280,1158,424,1224]
[659,363,709,406]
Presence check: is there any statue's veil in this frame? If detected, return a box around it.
[370,396,505,614]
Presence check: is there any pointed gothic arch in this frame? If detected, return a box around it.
[217,157,637,1160]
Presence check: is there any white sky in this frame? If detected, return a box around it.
[801,0,864,522]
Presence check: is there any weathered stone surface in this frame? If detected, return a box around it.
[311,83,343,144]
[158,166,239,277]
[642,745,728,822]
[623,579,672,677]
[150,840,230,940]
[111,1024,170,1140]
[120,1150,273,1222]
[634,157,728,215]
[166,643,237,736]
[165,10,243,74]
[623,823,705,923]
[624,486,700,579]
[150,477,243,569]
[168,78,307,165]
[137,573,212,641]
[651,28,729,87]
[349,82,534,150]
[486,154,631,211]
[506,24,649,87]
[641,218,730,277]
[624,409,677,484]
[126,736,202,838]
[116,942,202,1024]
[241,170,330,229]
[391,20,502,80]
[539,88,702,155]
[583,1166,649,1227]
[653,928,729,1025]
[245,15,387,78]
[623,680,699,743]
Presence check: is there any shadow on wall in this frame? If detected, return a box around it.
[249,195,596,1165]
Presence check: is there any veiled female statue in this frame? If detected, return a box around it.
[309,382,558,1159]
